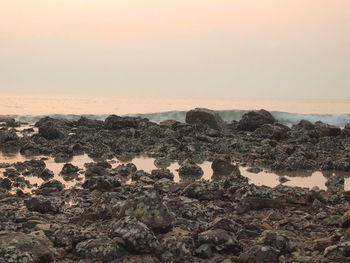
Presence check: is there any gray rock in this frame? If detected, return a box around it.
[119,191,173,233]
[75,236,125,262]
[0,232,54,263]
[24,197,58,214]
[109,216,159,254]
[185,108,224,130]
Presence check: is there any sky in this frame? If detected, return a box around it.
[0,0,349,99]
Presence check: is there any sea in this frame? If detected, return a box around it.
[1,93,350,191]
[1,93,350,127]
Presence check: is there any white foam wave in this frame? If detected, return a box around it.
[2,110,350,127]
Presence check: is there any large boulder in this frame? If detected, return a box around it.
[35,117,70,140]
[185,108,224,130]
[109,216,159,254]
[0,232,54,263]
[104,115,139,130]
[178,159,203,177]
[75,236,125,262]
[211,156,240,176]
[119,191,173,233]
[341,124,350,137]
[236,109,275,131]
[24,197,59,214]
[314,121,341,137]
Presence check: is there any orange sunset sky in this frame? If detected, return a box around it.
[0,0,349,98]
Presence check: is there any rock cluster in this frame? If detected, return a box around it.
[0,108,350,262]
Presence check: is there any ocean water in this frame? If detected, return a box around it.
[2,152,348,192]
[1,93,350,126]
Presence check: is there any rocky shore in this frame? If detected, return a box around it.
[1,108,350,262]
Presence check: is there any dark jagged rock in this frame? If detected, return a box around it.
[0,232,54,263]
[150,168,174,181]
[25,197,58,214]
[236,109,275,131]
[315,121,341,137]
[36,117,70,140]
[198,228,241,252]
[253,123,290,140]
[35,179,64,195]
[119,191,173,233]
[259,230,294,255]
[75,236,125,262]
[59,163,79,180]
[211,156,240,176]
[158,228,194,262]
[0,178,12,190]
[109,216,159,254]
[239,245,280,263]
[38,168,54,180]
[114,163,137,177]
[341,124,350,137]
[74,116,104,129]
[104,115,139,130]
[178,159,203,177]
[185,108,224,130]
[82,176,121,191]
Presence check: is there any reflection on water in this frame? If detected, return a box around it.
[1,152,350,192]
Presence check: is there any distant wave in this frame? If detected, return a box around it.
[2,110,350,127]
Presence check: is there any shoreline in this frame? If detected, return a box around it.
[1,108,350,262]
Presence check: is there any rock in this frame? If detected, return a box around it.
[198,229,241,252]
[211,156,240,176]
[24,197,58,214]
[59,163,80,181]
[185,108,224,130]
[35,179,64,195]
[0,117,18,127]
[119,191,173,233]
[150,169,174,181]
[209,217,241,233]
[178,159,203,177]
[158,228,194,262]
[82,176,121,191]
[340,210,350,228]
[195,244,213,259]
[20,142,42,156]
[247,167,263,174]
[114,163,137,177]
[0,129,19,143]
[259,230,294,255]
[36,117,68,140]
[74,116,104,129]
[0,232,54,263]
[181,182,224,200]
[75,236,125,262]
[239,245,280,263]
[315,121,341,137]
[253,123,291,140]
[109,216,159,254]
[104,115,139,130]
[167,196,210,223]
[244,197,283,210]
[60,163,79,175]
[38,168,54,180]
[341,124,350,137]
[0,178,12,190]
[236,109,275,131]
[326,175,344,194]
[324,241,350,261]
[3,168,19,179]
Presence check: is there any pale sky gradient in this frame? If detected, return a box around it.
[0,0,349,99]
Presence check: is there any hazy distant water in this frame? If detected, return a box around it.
[1,94,350,126]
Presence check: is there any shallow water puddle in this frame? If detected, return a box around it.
[1,152,350,192]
